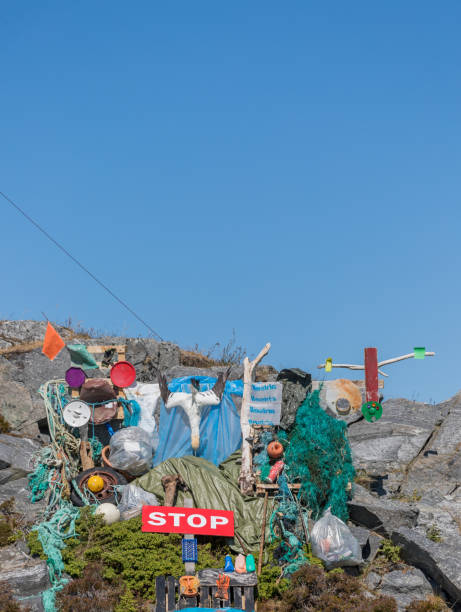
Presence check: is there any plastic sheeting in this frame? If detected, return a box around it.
[154,376,243,467]
[125,382,161,436]
[135,452,275,554]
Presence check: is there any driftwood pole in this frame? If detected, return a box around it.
[239,342,271,496]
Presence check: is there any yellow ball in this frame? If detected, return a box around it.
[87,475,104,493]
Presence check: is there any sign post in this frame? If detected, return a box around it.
[142,506,235,537]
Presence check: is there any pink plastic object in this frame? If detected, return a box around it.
[110,361,136,388]
[234,553,247,573]
[267,460,285,483]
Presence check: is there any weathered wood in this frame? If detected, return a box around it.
[257,490,269,576]
[179,596,197,608]
[378,351,435,366]
[166,576,176,611]
[364,347,379,403]
[244,586,255,612]
[155,576,166,612]
[239,342,271,495]
[256,483,301,491]
[233,586,243,607]
[210,586,220,607]
[199,585,210,607]
[85,344,126,354]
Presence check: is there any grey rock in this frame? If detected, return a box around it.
[0,543,50,599]
[348,484,418,537]
[276,368,311,430]
[126,338,180,382]
[0,380,36,430]
[0,434,41,472]
[18,595,44,611]
[364,571,382,590]
[0,467,27,485]
[400,392,461,499]
[4,347,71,400]
[378,568,433,611]
[348,398,442,494]
[392,527,461,604]
[349,524,383,564]
[165,364,244,381]
[0,477,45,519]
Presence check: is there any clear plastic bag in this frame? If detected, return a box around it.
[117,484,159,520]
[109,426,156,476]
[311,507,362,569]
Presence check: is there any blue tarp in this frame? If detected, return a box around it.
[153,376,243,466]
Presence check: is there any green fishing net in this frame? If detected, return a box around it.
[279,389,355,522]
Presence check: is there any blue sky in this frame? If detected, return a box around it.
[1,2,460,403]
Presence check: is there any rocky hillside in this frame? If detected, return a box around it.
[0,320,460,611]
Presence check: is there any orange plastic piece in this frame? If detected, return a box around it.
[179,575,200,597]
[42,322,65,361]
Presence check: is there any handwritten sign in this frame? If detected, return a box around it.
[142,506,234,536]
[248,381,282,426]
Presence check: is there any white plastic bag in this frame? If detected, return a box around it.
[109,426,156,476]
[311,508,362,569]
[117,484,159,520]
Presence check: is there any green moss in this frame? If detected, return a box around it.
[426,524,443,542]
[379,539,401,563]
[27,530,48,559]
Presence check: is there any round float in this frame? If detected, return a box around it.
[65,367,86,388]
[63,400,91,428]
[110,361,136,388]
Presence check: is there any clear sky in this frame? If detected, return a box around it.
[2,2,460,403]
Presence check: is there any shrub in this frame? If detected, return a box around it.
[30,508,227,601]
[0,581,31,611]
[405,595,449,611]
[56,562,124,612]
[260,564,398,611]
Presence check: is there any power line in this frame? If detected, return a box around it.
[1,190,164,341]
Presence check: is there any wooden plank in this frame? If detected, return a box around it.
[233,586,243,608]
[312,379,383,390]
[210,586,220,607]
[85,344,126,353]
[256,483,301,490]
[352,379,384,389]
[179,596,197,608]
[155,576,166,612]
[199,586,210,607]
[364,347,379,403]
[166,576,176,612]
[244,587,255,612]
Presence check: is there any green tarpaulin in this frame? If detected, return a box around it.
[135,451,275,554]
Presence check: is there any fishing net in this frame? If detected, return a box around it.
[279,388,355,522]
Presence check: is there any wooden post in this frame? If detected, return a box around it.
[239,342,271,496]
[183,497,195,576]
[364,347,379,403]
[257,490,269,576]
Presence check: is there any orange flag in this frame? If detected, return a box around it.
[42,322,65,361]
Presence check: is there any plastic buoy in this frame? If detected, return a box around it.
[224,555,234,572]
[87,475,104,493]
[267,440,284,460]
[246,554,256,572]
[95,503,120,525]
[63,400,91,428]
[235,553,247,573]
[110,361,136,388]
[65,367,86,388]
